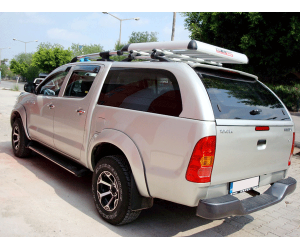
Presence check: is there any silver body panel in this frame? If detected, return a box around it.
[12,60,295,207]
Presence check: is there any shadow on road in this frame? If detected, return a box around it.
[0,140,253,236]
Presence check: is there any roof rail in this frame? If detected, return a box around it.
[69,40,249,66]
[70,51,123,63]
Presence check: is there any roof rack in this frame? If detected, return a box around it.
[69,40,249,66]
[70,51,124,63]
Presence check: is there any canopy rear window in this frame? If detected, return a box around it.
[195,68,290,121]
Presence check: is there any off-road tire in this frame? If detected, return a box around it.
[92,155,141,225]
[11,118,31,158]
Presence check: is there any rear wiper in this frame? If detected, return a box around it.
[266,117,277,120]
[250,109,262,115]
[281,118,290,120]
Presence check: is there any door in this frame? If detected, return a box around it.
[26,69,70,147]
[53,65,101,160]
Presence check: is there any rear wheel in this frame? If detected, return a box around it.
[11,118,31,158]
[92,155,141,225]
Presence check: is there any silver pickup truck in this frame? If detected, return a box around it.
[10,40,297,225]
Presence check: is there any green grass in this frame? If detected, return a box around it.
[12,84,19,91]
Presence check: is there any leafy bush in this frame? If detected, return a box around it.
[266,83,300,111]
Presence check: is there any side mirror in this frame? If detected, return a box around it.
[24,83,36,94]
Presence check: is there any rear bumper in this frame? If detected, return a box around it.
[196,177,297,220]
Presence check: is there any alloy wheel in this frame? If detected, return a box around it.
[97,170,119,211]
[12,126,20,150]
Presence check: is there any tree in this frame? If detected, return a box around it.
[1,58,8,65]
[10,59,28,77]
[10,53,33,80]
[32,46,72,73]
[0,64,9,79]
[183,12,300,85]
[10,53,39,83]
[0,58,10,79]
[69,43,103,57]
[114,41,127,51]
[37,42,64,50]
[128,31,158,43]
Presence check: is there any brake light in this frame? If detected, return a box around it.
[288,132,295,166]
[255,126,269,131]
[186,136,216,183]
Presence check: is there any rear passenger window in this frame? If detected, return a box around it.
[64,65,100,98]
[98,68,182,117]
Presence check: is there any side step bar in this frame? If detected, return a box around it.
[196,177,297,220]
[29,142,90,177]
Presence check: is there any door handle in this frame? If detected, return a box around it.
[257,139,267,150]
[47,104,55,109]
[76,109,85,115]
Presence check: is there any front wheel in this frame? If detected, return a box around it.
[92,155,141,225]
[11,118,31,158]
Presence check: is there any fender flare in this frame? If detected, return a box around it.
[87,128,150,198]
[10,104,31,140]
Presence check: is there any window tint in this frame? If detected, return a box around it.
[64,65,100,98]
[38,71,68,96]
[195,68,289,120]
[98,68,182,117]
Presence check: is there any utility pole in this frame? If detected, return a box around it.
[171,12,176,41]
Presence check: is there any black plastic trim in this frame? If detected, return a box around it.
[120,44,130,52]
[151,49,170,62]
[196,177,297,220]
[99,51,113,61]
[130,173,153,211]
[28,141,90,177]
[70,56,78,63]
[187,40,197,50]
[117,50,123,56]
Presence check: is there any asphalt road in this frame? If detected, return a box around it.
[0,80,24,92]
[0,88,299,237]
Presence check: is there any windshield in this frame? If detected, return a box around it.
[195,68,289,120]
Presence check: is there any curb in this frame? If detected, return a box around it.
[290,112,300,117]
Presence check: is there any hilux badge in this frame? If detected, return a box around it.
[220,129,233,134]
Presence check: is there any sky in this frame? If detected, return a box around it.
[1,1,294,63]
[0,11,191,62]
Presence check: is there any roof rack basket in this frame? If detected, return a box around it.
[69,40,249,66]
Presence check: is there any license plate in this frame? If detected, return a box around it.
[229,176,259,195]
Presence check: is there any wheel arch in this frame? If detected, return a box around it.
[88,129,150,198]
[10,104,30,139]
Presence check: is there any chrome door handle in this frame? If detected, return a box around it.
[47,104,55,109]
[76,109,85,115]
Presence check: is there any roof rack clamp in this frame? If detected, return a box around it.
[151,49,170,62]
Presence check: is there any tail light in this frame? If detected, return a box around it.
[288,132,295,166]
[186,136,216,183]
